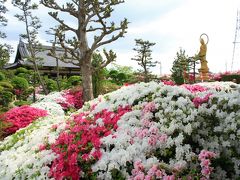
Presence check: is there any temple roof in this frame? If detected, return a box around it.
[5,40,79,69]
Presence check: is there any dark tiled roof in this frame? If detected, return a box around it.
[6,40,79,69]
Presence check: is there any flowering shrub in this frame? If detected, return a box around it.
[2,105,48,135]
[36,87,83,112]
[0,81,240,179]
[60,87,83,110]
[49,106,131,179]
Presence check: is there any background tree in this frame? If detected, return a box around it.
[171,48,188,85]
[92,51,108,98]
[131,39,157,82]
[0,0,7,39]
[46,26,62,92]
[12,0,48,95]
[0,0,11,69]
[41,0,128,101]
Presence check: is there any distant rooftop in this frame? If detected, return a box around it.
[5,40,79,69]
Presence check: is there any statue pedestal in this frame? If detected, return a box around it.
[198,69,209,82]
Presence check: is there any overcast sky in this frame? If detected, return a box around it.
[2,0,240,75]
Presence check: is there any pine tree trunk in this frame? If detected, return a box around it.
[81,56,94,102]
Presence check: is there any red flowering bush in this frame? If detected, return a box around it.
[2,105,48,135]
[58,87,84,110]
[48,106,131,180]
[162,80,175,86]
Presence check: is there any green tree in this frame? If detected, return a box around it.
[171,48,188,85]
[131,39,157,82]
[92,52,108,98]
[12,0,48,95]
[0,0,11,69]
[41,0,128,101]
[0,45,9,69]
[0,0,7,39]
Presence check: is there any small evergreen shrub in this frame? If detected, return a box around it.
[15,67,28,75]
[14,100,31,106]
[0,91,13,107]
[11,76,29,90]
[0,72,5,81]
[221,74,240,84]
[45,79,58,92]
[67,76,81,87]
[0,81,13,91]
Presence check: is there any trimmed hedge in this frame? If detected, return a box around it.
[221,74,240,84]
[11,76,29,90]
[0,72,5,81]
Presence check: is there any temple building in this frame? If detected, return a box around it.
[4,40,80,76]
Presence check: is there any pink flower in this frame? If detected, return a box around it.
[198,150,216,179]
[155,170,163,178]
[192,94,212,108]
[162,80,175,86]
[181,84,208,93]
[163,175,175,180]
[143,102,156,113]
[148,135,157,146]
[133,172,145,180]
[39,144,46,151]
[159,134,168,143]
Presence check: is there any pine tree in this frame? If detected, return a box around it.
[131,39,157,82]
[41,0,128,101]
[12,0,48,95]
[171,48,188,85]
[0,0,11,69]
[0,0,7,39]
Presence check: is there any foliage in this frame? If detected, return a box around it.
[45,78,58,92]
[67,76,81,87]
[92,52,108,97]
[131,39,157,82]
[0,44,10,69]
[15,67,29,75]
[100,80,120,94]
[0,71,5,81]
[0,0,7,39]
[0,91,13,108]
[108,70,128,85]
[41,0,128,101]
[221,74,240,84]
[13,100,31,107]
[0,80,14,109]
[0,81,13,91]
[11,76,29,90]
[171,48,188,85]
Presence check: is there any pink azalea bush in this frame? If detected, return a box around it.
[1,105,48,135]
[56,87,83,111]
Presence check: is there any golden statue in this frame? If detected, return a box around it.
[198,33,209,81]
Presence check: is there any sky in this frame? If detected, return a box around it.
[2,0,240,75]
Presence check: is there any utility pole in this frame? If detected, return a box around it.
[157,61,162,77]
[231,10,240,71]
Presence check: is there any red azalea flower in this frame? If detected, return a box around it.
[3,105,48,135]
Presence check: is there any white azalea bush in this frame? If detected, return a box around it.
[0,81,239,179]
